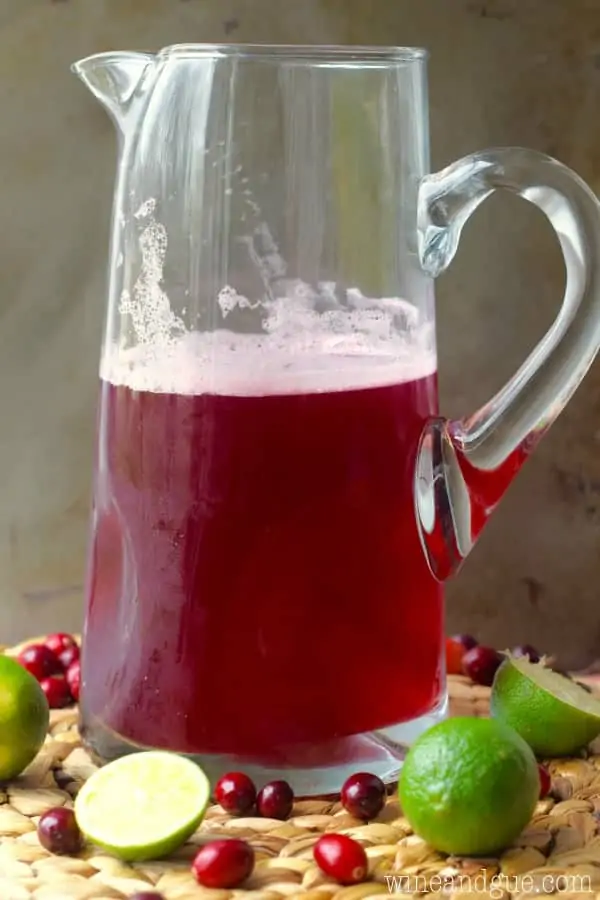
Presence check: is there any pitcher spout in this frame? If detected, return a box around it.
[71,51,154,128]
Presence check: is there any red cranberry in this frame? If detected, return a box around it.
[341,772,385,820]
[462,645,503,686]
[57,643,80,670]
[45,633,78,657]
[445,637,466,676]
[40,675,73,709]
[37,807,83,855]
[66,660,81,702]
[313,833,368,885]
[538,764,551,798]
[18,644,61,681]
[215,772,256,816]
[451,633,478,651]
[256,780,294,820]
[192,838,254,888]
[128,894,165,900]
[513,644,540,663]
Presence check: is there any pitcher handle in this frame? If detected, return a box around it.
[415,147,600,580]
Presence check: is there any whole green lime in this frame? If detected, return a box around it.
[398,717,539,856]
[0,655,49,780]
[491,656,600,756]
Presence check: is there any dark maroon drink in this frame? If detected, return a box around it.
[82,334,443,768]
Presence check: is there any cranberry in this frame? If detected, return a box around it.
[445,637,466,676]
[513,644,540,663]
[313,833,368,885]
[57,643,80,670]
[538,764,551,798]
[462,645,503,686]
[37,807,83,855]
[18,644,61,681]
[66,660,81,702]
[215,772,256,816]
[341,772,385,820]
[192,838,254,888]
[256,780,294,819]
[129,894,165,900]
[45,633,78,657]
[40,675,73,709]
[451,634,478,651]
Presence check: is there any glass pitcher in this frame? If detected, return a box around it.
[72,43,600,795]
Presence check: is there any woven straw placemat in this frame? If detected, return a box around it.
[2,643,600,900]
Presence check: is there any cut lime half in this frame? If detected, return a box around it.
[490,656,600,756]
[74,751,211,861]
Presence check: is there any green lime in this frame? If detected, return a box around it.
[0,654,49,781]
[398,717,539,856]
[74,750,211,861]
[490,655,600,756]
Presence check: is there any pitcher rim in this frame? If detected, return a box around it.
[157,43,428,62]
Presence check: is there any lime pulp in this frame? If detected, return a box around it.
[490,655,600,756]
[74,750,211,861]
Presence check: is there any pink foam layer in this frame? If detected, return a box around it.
[101,330,437,397]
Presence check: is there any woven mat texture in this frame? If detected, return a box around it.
[2,639,600,900]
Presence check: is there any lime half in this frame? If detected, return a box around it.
[491,656,600,756]
[74,751,211,861]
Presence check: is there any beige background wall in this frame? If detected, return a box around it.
[0,0,599,668]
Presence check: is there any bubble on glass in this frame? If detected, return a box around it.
[118,199,185,350]
[111,199,436,398]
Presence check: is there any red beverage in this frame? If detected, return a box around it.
[82,335,443,766]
